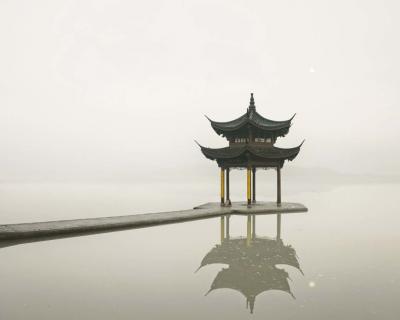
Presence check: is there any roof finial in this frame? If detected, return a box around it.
[249,93,256,110]
[248,296,255,314]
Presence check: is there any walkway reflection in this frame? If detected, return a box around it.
[198,214,303,314]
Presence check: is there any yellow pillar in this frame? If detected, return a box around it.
[220,168,225,206]
[247,167,251,206]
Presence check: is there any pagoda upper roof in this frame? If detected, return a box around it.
[197,142,304,162]
[206,93,295,136]
[207,266,293,308]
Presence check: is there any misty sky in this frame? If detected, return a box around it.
[1,0,399,181]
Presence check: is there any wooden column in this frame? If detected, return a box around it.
[252,167,256,203]
[226,168,231,205]
[277,166,281,206]
[220,168,225,206]
[247,167,251,206]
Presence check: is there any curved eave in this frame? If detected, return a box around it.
[200,146,246,160]
[200,258,301,271]
[197,141,304,162]
[198,239,302,270]
[206,114,247,130]
[207,267,293,298]
[252,145,301,162]
[249,111,294,129]
[211,122,291,135]
[207,286,293,299]
[210,119,291,133]
[206,111,294,134]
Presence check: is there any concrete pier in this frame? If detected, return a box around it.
[0,202,307,241]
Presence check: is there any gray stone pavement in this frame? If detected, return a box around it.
[0,202,307,241]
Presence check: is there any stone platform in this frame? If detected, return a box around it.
[0,202,307,241]
[194,201,307,214]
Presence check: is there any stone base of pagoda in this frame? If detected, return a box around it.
[193,201,307,215]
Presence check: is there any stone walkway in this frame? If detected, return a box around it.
[0,202,307,241]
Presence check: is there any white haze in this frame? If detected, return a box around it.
[1,0,399,182]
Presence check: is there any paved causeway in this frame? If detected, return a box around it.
[0,202,307,241]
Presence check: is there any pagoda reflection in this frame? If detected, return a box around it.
[198,214,302,314]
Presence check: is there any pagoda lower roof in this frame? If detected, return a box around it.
[199,237,301,272]
[198,142,303,162]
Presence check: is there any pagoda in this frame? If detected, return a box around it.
[196,93,304,206]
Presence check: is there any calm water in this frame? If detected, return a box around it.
[1,182,399,319]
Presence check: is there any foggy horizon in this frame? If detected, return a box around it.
[1,0,400,182]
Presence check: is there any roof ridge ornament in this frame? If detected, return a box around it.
[249,93,256,111]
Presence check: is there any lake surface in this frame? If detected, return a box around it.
[1,182,399,319]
